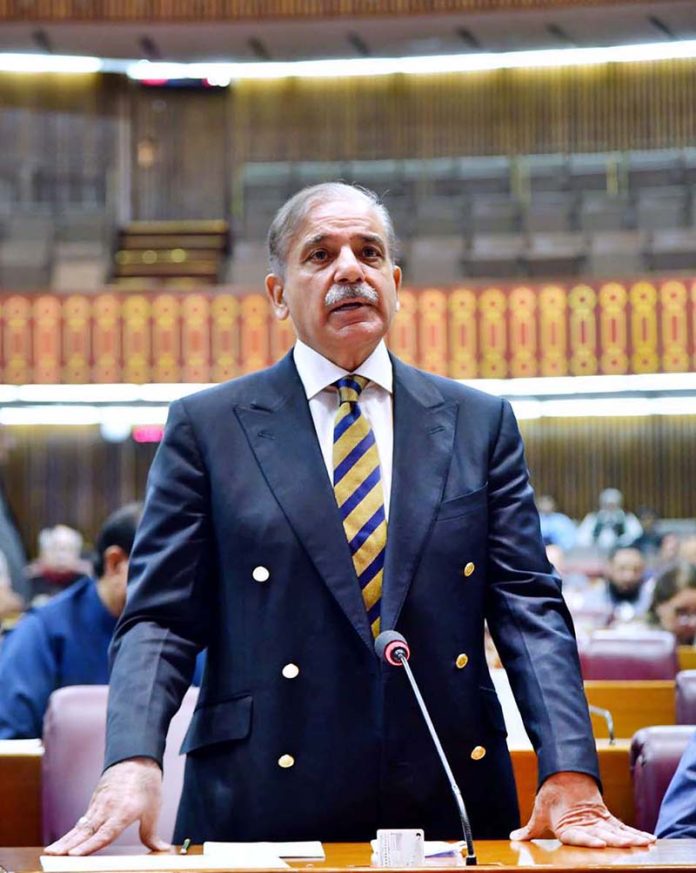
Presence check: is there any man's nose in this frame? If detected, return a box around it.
[334,246,364,282]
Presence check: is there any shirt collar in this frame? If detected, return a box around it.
[293,339,393,400]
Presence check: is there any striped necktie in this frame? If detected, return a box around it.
[333,375,387,639]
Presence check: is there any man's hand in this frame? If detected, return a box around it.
[45,757,170,855]
[510,772,656,848]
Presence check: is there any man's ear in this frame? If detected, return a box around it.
[393,265,402,311]
[103,545,128,577]
[265,273,289,320]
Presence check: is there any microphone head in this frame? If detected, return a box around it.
[375,630,410,666]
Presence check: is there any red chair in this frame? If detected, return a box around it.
[42,685,198,846]
[579,629,678,680]
[630,725,694,833]
[676,669,696,724]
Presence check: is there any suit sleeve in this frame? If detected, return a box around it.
[484,399,599,788]
[105,399,216,769]
[0,613,58,739]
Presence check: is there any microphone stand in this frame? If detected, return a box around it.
[392,649,478,865]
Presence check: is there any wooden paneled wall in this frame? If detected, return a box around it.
[0,0,656,23]
[0,73,119,183]
[2,415,694,553]
[4,59,696,220]
[520,416,696,521]
[2,427,157,557]
[131,86,229,220]
[232,59,696,162]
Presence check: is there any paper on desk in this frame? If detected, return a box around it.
[204,842,324,860]
[203,840,326,861]
[41,847,289,872]
[369,839,465,857]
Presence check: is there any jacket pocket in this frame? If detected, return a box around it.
[479,685,507,736]
[180,694,252,754]
[436,483,487,521]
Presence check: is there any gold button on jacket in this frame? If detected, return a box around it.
[470,745,486,761]
[455,653,469,669]
[463,562,475,577]
[278,754,295,768]
[282,663,300,679]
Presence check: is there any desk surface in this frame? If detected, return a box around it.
[3,842,696,872]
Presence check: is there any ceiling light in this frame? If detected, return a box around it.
[0,53,101,74]
[125,39,696,83]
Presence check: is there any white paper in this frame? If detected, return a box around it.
[41,848,289,872]
[0,738,43,756]
[204,842,324,860]
[370,839,465,858]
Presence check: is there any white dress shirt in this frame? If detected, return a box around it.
[293,339,394,519]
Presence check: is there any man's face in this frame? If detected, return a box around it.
[266,193,401,371]
[607,549,645,594]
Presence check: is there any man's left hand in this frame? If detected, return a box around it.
[510,772,656,848]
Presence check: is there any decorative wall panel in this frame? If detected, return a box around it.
[2,277,693,383]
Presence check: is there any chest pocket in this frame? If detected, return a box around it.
[436,484,487,522]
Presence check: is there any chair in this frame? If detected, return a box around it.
[578,192,631,232]
[630,725,695,833]
[645,228,696,272]
[579,629,678,680]
[587,230,645,276]
[635,186,687,231]
[676,670,696,725]
[406,236,465,284]
[464,233,524,278]
[42,685,199,846]
[521,231,586,278]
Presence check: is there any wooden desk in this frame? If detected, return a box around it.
[584,682,675,739]
[0,745,637,848]
[0,741,42,846]
[2,841,696,871]
[677,648,696,672]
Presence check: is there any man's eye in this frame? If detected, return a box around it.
[309,250,328,262]
[363,247,381,259]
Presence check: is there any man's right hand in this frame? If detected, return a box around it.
[44,757,170,855]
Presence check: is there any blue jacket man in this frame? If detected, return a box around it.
[656,730,696,838]
[48,183,653,855]
[0,504,142,738]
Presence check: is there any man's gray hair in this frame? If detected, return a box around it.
[267,182,397,277]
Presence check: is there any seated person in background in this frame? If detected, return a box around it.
[657,532,682,570]
[25,523,92,604]
[656,728,696,839]
[648,561,696,645]
[629,507,664,563]
[537,494,577,551]
[576,488,643,555]
[0,427,29,601]
[571,546,651,628]
[0,549,24,623]
[0,504,142,739]
[680,535,696,567]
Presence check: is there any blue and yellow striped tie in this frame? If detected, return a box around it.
[333,375,387,639]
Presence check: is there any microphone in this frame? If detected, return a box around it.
[375,630,477,866]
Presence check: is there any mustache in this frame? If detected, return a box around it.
[324,282,379,308]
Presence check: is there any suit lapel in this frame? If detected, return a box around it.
[382,357,457,631]
[235,354,374,651]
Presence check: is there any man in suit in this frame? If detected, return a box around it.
[656,729,696,838]
[48,183,653,855]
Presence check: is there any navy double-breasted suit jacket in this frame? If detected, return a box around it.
[105,351,599,841]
